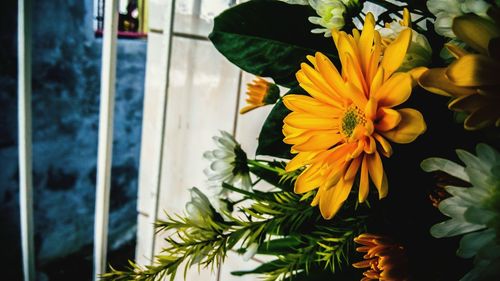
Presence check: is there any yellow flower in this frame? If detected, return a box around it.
[419,13,500,130]
[282,13,427,219]
[239,77,280,114]
[352,233,409,281]
[378,8,432,72]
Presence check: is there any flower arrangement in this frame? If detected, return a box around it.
[102,0,500,280]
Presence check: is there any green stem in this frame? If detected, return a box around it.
[222,182,257,198]
[248,159,284,174]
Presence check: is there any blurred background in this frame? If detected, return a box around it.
[1,0,270,280]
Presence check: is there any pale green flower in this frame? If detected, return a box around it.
[427,0,491,38]
[308,0,347,37]
[421,144,500,281]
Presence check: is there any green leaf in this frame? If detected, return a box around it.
[248,160,294,191]
[257,237,303,255]
[256,86,307,158]
[209,0,338,87]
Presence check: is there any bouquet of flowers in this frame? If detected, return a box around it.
[103,0,500,280]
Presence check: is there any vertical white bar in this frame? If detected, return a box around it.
[93,0,119,279]
[147,0,175,261]
[18,0,35,280]
[135,0,175,264]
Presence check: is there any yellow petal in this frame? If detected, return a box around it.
[306,55,317,69]
[358,156,369,203]
[419,68,476,97]
[239,104,262,114]
[373,133,393,158]
[381,28,412,80]
[315,52,347,97]
[363,136,376,154]
[346,82,368,110]
[352,28,360,42]
[300,63,341,103]
[298,81,343,108]
[367,32,382,82]
[292,132,343,151]
[282,123,306,138]
[446,54,500,87]
[295,163,322,193]
[286,151,319,172]
[360,13,376,76]
[283,95,343,117]
[344,52,368,95]
[452,14,500,55]
[319,177,355,219]
[402,8,411,27]
[448,94,486,113]
[464,105,498,130]
[408,66,428,87]
[284,129,330,145]
[365,97,378,120]
[337,32,362,75]
[347,140,364,160]
[379,170,389,199]
[367,152,383,191]
[382,108,426,143]
[369,67,384,97]
[284,112,337,129]
[344,157,362,180]
[375,108,401,132]
[376,73,412,107]
[321,161,348,190]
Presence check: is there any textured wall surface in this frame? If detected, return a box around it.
[0,0,146,280]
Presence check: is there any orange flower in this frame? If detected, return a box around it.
[282,13,426,219]
[352,233,409,281]
[239,77,280,114]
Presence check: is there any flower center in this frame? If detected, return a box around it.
[232,144,249,176]
[341,106,366,137]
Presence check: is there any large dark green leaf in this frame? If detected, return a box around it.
[256,86,307,158]
[209,0,338,87]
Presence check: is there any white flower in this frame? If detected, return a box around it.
[308,0,347,37]
[203,131,251,195]
[185,187,215,223]
[421,143,500,281]
[427,0,491,38]
[378,9,432,71]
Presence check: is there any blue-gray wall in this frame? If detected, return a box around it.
[0,0,146,280]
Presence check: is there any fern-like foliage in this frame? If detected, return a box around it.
[101,160,366,281]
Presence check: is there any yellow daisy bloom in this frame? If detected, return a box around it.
[419,13,500,130]
[282,13,427,219]
[239,77,280,114]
